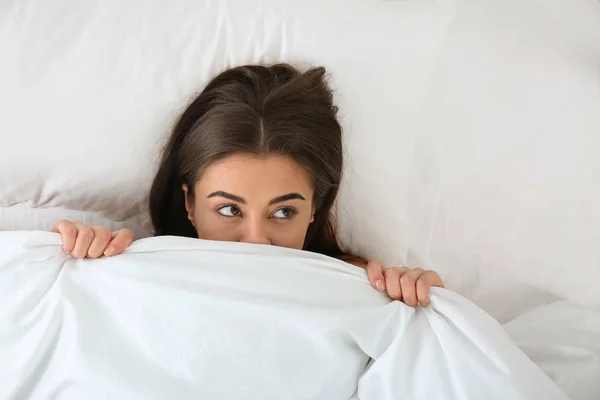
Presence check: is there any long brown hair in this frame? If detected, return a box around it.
[149,64,345,257]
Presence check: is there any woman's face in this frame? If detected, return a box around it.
[182,154,315,249]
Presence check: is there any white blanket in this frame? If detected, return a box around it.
[0,232,568,400]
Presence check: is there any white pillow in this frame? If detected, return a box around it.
[0,0,454,245]
[405,0,600,317]
[0,205,150,239]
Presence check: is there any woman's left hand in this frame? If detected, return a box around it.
[366,261,444,307]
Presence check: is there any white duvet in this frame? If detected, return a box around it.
[0,232,570,400]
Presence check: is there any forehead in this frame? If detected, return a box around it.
[195,154,314,198]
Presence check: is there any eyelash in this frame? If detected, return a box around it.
[215,205,297,220]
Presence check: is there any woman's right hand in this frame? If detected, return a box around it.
[51,220,134,259]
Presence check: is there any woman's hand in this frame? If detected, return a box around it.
[51,220,134,259]
[366,260,444,307]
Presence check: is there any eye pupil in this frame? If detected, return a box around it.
[282,208,292,217]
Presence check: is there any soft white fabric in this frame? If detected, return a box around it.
[0,232,569,400]
[403,0,600,316]
[504,301,600,400]
[0,0,453,241]
[2,1,600,369]
[0,205,151,238]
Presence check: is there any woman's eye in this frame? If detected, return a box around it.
[272,207,296,219]
[217,205,241,217]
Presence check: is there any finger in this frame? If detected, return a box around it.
[400,268,425,306]
[51,220,78,254]
[366,260,386,291]
[86,226,113,259]
[70,223,95,259]
[416,271,445,307]
[104,229,134,256]
[384,267,409,300]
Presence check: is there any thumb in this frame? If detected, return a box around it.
[366,260,386,291]
[104,228,134,256]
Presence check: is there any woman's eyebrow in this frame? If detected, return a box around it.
[269,193,305,205]
[206,191,246,204]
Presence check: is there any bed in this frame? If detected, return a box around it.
[1,0,599,398]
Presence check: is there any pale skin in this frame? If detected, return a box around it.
[52,154,444,307]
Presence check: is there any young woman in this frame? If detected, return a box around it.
[52,64,444,307]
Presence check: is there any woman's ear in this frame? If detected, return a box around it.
[310,206,315,223]
[182,184,195,225]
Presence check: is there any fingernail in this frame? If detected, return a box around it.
[104,247,115,257]
[375,280,385,291]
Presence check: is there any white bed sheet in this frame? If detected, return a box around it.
[504,301,600,400]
